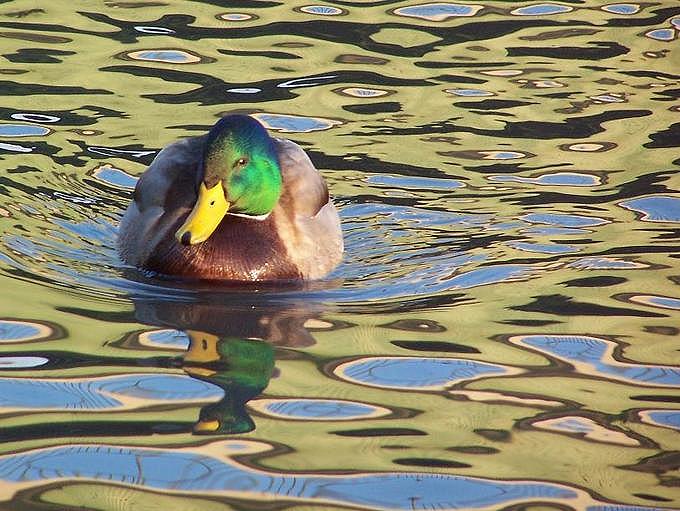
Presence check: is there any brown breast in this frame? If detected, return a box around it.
[144,212,302,281]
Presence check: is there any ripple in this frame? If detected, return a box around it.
[10,113,60,123]
[489,172,600,186]
[336,87,391,98]
[450,390,564,408]
[509,335,680,387]
[0,442,588,509]
[516,79,565,88]
[133,26,175,34]
[0,124,50,136]
[568,257,648,270]
[87,146,155,158]
[252,113,341,132]
[298,5,346,16]
[447,264,547,289]
[644,29,676,42]
[0,356,49,368]
[480,69,523,76]
[90,165,138,190]
[445,88,495,97]
[126,49,203,64]
[249,398,391,420]
[508,241,579,254]
[218,13,257,21]
[510,3,573,15]
[559,142,617,152]
[334,356,522,391]
[627,295,680,311]
[619,195,680,223]
[277,75,338,88]
[0,320,53,343]
[590,93,627,103]
[523,226,590,235]
[521,213,608,227]
[367,174,464,190]
[0,142,33,153]
[601,4,640,14]
[227,87,262,94]
[532,416,639,446]
[0,374,222,411]
[638,410,680,431]
[446,150,533,160]
[391,3,484,21]
[137,329,190,350]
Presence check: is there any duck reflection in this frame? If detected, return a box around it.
[183,333,273,434]
[130,291,322,435]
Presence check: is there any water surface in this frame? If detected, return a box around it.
[0,0,679,510]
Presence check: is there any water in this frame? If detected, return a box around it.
[0,0,679,509]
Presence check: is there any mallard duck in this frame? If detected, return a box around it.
[118,114,343,281]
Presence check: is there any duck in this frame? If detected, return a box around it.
[118,114,343,281]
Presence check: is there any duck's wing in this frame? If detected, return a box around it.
[118,136,204,266]
[273,138,343,280]
[133,136,204,212]
[274,138,330,218]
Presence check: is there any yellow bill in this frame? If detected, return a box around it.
[176,181,230,245]
[193,419,220,433]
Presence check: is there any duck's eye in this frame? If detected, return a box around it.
[236,157,248,167]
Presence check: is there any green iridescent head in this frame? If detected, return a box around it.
[176,114,282,245]
[203,114,282,214]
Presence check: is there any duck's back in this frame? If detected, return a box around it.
[118,137,342,281]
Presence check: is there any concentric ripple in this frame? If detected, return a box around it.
[249,398,391,420]
[334,357,522,391]
[509,335,680,387]
[0,374,222,412]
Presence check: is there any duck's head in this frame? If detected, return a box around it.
[176,114,282,245]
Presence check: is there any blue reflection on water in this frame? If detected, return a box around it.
[601,3,639,14]
[91,165,138,189]
[642,410,680,431]
[568,257,644,270]
[255,399,383,419]
[620,195,680,222]
[253,113,338,132]
[447,264,537,288]
[0,356,48,368]
[338,356,515,390]
[140,329,191,350]
[0,124,50,137]
[490,173,599,186]
[299,5,344,15]
[515,335,680,387]
[509,242,579,254]
[0,443,580,509]
[644,28,676,41]
[523,227,589,235]
[629,295,680,311]
[447,88,494,96]
[510,3,573,15]
[0,320,46,342]
[0,374,222,410]
[132,50,195,63]
[393,3,482,20]
[367,174,464,190]
[521,213,608,228]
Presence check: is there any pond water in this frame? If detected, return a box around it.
[0,0,679,509]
